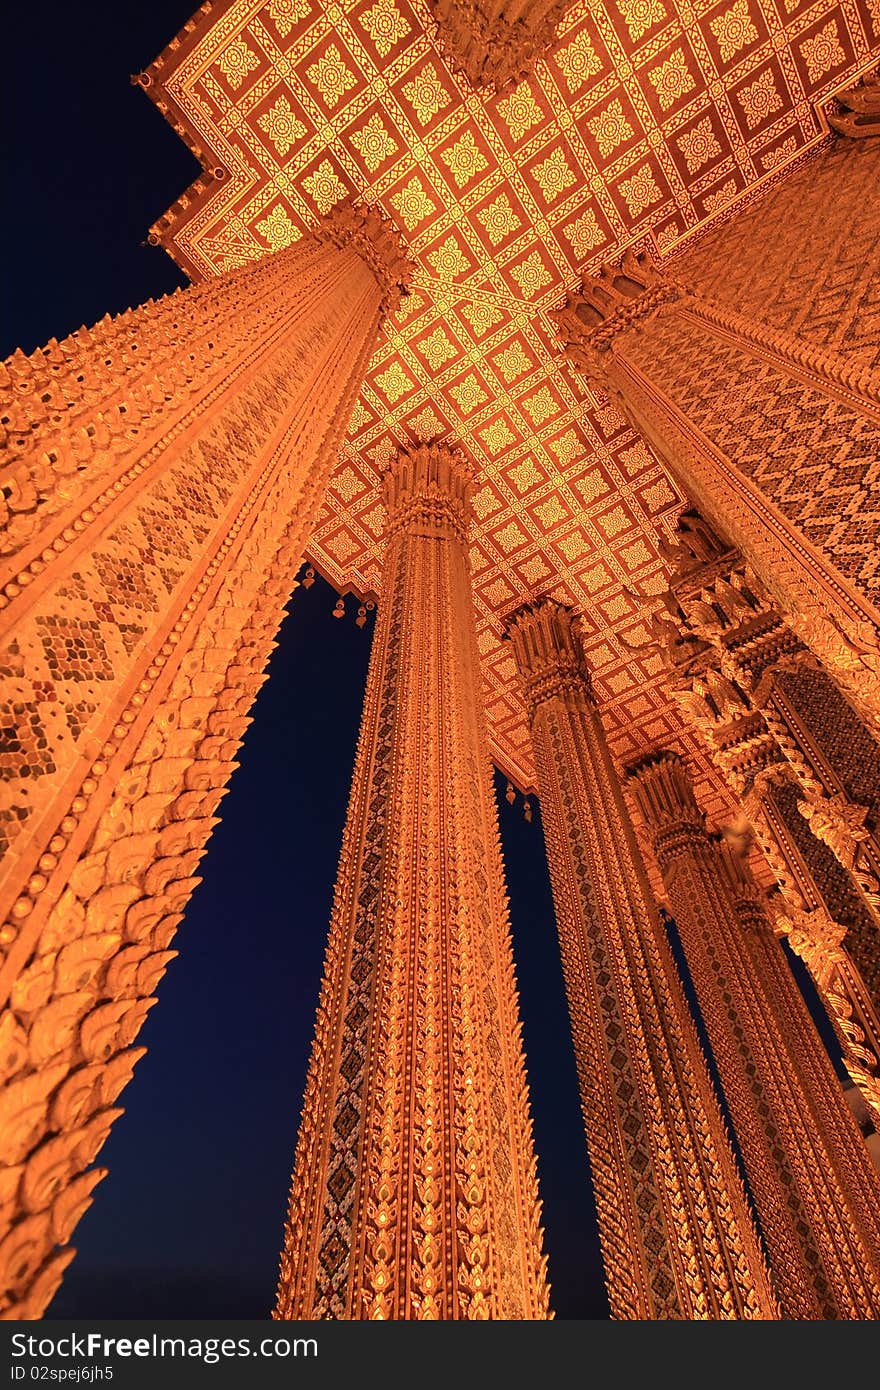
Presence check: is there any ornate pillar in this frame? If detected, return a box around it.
[551,250,880,732]
[628,752,880,1319]
[634,508,880,1122]
[0,204,411,1317]
[671,519,880,928]
[827,71,880,139]
[275,444,550,1321]
[427,0,570,88]
[505,599,777,1320]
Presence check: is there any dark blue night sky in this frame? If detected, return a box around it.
[4,0,607,1319]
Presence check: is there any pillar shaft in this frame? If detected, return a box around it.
[506,600,776,1320]
[629,753,880,1319]
[551,228,880,732]
[0,204,410,1317]
[275,445,550,1320]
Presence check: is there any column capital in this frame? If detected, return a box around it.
[316,199,414,314]
[506,598,591,718]
[428,0,571,89]
[626,750,707,860]
[627,754,773,915]
[550,249,681,364]
[383,441,474,543]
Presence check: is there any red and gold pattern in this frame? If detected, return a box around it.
[141,0,880,812]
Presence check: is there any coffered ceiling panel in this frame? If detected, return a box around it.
[145,0,876,826]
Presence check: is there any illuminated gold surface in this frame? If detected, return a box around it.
[0,213,408,1317]
[637,507,880,1122]
[507,598,778,1318]
[629,750,880,1318]
[275,444,550,1319]
[143,0,879,806]
[2,0,880,1323]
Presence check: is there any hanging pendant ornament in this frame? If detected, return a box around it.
[332,596,345,619]
[523,798,533,824]
[302,565,315,589]
[356,604,367,629]
[505,781,516,805]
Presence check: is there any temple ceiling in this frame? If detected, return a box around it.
[144,0,876,809]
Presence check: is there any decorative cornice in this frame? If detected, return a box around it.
[679,295,880,413]
[551,250,681,362]
[427,0,571,89]
[145,166,227,256]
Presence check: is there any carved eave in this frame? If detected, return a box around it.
[658,510,743,594]
[428,0,572,89]
[143,167,229,280]
[669,548,743,597]
[663,632,715,682]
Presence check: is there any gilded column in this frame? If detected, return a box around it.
[0,203,411,1317]
[636,508,880,1121]
[506,598,776,1320]
[428,0,571,88]
[551,245,880,731]
[275,444,550,1321]
[656,514,880,929]
[651,507,880,937]
[628,752,880,1319]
